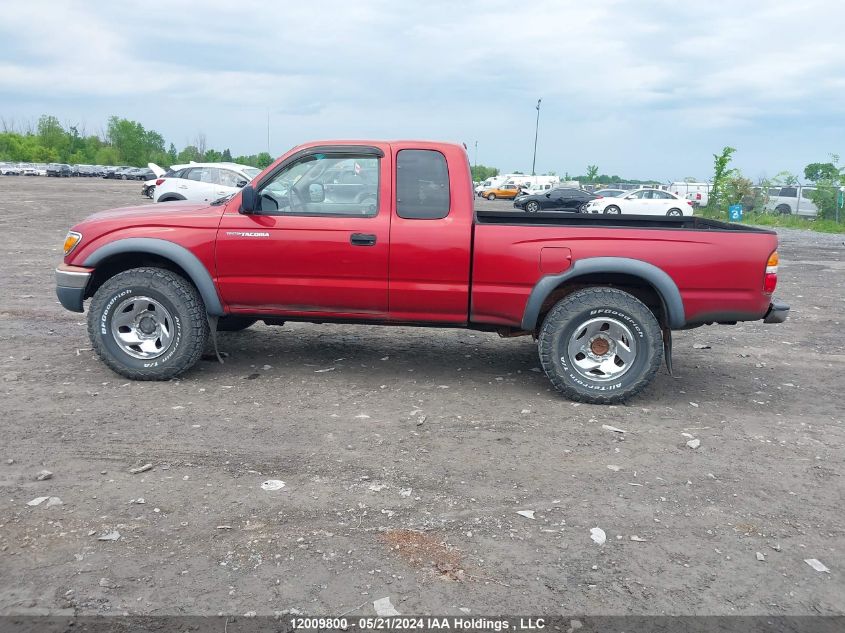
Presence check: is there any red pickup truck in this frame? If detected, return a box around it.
[56,140,788,403]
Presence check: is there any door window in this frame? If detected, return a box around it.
[256,154,380,217]
[201,168,219,184]
[396,150,450,219]
[218,169,243,187]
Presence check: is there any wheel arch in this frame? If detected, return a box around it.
[156,193,187,202]
[521,257,686,331]
[82,238,225,315]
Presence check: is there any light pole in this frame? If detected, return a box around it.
[531,98,542,176]
[474,140,478,168]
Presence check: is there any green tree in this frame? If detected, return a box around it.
[709,146,737,211]
[723,172,753,206]
[586,164,599,183]
[470,164,499,181]
[221,148,233,162]
[177,145,202,163]
[804,156,844,220]
[804,161,839,183]
[255,152,273,168]
[204,149,222,162]
[772,170,799,186]
[37,115,68,158]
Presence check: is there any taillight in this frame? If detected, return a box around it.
[696,193,701,199]
[764,251,778,294]
[687,200,693,205]
[596,195,603,199]
[155,178,165,185]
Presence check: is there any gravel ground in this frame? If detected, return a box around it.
[0,177,842,617]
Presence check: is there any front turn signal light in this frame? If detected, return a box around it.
[63,231,82,255]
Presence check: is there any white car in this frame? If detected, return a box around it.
[585,188,693,216]
[154,162,261,204]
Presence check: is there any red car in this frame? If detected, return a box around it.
[56,140,788,403]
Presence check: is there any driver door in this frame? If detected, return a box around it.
[215,147,391,317]
[621,190,648,213]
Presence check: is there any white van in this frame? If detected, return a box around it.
[505,175,559,189]
[666,182,711,207]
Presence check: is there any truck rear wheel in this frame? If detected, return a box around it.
[87,267,209,380]
[538,287,662,404]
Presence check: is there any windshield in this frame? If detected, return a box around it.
[243,168,261,179]
[597,190,624,197]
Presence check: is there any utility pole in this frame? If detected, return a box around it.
[531,98,542,176]
[474,140,478,168]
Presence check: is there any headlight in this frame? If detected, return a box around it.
[63,231,82,255]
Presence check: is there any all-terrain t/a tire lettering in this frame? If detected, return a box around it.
[538,287,663,404]
[87,267,209,380]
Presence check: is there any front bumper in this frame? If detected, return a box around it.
[55,264,93,313]
[763,299,790,324]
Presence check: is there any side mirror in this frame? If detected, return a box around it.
[308,183,325,203]
[240,185,257,213]
[236,179,248,188]
[545,192,551,198]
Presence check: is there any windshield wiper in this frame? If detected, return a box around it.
[210,193,236,206]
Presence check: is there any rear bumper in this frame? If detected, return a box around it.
[55,265,93,313]
[763,299,790,324]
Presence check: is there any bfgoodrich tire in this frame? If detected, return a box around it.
[87,267,209,380]
[538,287,662,404]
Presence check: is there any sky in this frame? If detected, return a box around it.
[1,0,844,181]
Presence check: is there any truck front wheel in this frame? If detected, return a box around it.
[87,267,209,380]
[538,287,663,404]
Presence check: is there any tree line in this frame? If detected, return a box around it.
[0,115,274,169]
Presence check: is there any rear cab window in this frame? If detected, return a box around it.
[396,150,450,219]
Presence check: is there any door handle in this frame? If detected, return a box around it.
[350,233,377,246]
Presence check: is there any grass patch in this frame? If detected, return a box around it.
[696,209,845,234]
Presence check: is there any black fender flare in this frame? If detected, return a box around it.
[82,237,225,316]
[157,193,187,202]
[521,256,686,330]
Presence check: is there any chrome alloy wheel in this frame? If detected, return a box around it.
[565,316,637,381]
[110,296,175,359]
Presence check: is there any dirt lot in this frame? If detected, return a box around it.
[0,177,842,617]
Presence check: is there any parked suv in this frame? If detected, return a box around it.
[46,163,71,177]
[764,186,819,217]
[154,162,260,203]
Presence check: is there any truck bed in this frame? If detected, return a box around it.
[474,210,775,233]
[469,210,779,329]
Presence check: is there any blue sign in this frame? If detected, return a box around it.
[728,204,743,221]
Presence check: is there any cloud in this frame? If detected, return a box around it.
[1,0,843,178]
